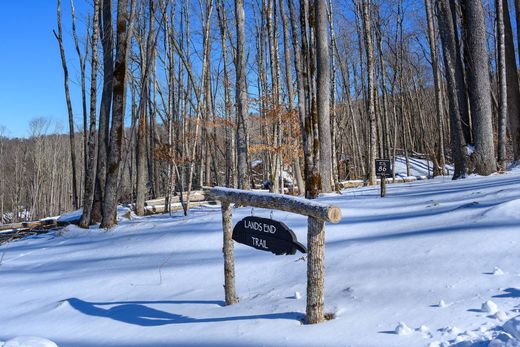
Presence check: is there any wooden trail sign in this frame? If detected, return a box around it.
[232,216,306,255]
[210,187,342,325]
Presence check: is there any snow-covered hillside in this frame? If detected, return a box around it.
[2,170,520,347]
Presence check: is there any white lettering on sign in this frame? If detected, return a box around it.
[251,236,268,249]
[244,220,276,234]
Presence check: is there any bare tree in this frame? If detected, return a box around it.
[54,0,79,210]
[235,0,250,189]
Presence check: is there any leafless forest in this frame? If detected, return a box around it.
[1,0,519,227]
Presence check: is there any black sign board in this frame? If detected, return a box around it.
[375,159,392,177]
[232,216,306,255]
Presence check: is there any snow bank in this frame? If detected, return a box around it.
[56,209,82,224]
[0,337,58,347]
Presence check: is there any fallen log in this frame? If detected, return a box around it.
[144,201,219,215]
[145,191,208,207]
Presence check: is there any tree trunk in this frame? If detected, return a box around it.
[425,0,446,176]
[54,0,79,210]
[362,0,377,185]
[80,0,101,228]
[315,0,332,193]
[503,0,520,160]
[435,0,468,179]
[288,0,313,197]
[92,0,114,223]
[462,0,496,175]
[497,0,508,170]
[101,0,136,228]
[235,0,250,190]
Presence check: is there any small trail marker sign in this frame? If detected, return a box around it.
[232,216,306,255]
[375,159,392,197]
[375,159,392,177]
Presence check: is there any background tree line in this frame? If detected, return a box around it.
[1,0,519,227]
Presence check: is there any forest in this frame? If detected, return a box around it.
[0,0,519,228]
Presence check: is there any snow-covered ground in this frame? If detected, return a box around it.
[2,170,520,346]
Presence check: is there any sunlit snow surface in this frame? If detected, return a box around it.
[2,168,520,346]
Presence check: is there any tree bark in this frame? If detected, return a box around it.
[462,0,496,175]
[80,0,101,228]
[101,0,136,228]
[315,0,332,192]
[425,0,446,176]
[92,0,114,223]
[497,0,508,170]
[235,0,251,190]
[362,0,377,185]
[503,0,520,160]
[435,0,468,179]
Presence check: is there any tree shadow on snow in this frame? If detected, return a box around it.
[493,288,520,298]
[66,298,304,326]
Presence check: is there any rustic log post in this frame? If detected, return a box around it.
[222,201,238,305]
[306,216,325,324]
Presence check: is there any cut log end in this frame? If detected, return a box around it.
[327,207,342,224]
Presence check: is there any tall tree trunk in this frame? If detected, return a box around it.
[497,0,508,170]
[80,0,101,228]
[136,3,157,217]
[54,0,79,210]
[101,0,136,228]
[235,0,250,189]
[362,0,377,185]
[288,0,313,197]
[436,0,468,179]
[462,0,496,175]
[425,0,446,176]
[70,0,89,186]
[503,0,520,161]
[280,0,305,195]
[92,0,114,223]
[315,0,332,192]
[450,0,472,145]
[216,0,236,188]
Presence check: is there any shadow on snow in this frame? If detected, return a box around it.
[66,298,304,327]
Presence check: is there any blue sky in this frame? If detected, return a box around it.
[0,0,89,138]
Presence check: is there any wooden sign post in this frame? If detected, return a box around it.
[209,187,342,324]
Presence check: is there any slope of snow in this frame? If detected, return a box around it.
[2,170,520,346]
[393,156,454,178]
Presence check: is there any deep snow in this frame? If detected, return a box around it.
[2,168,520,346]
